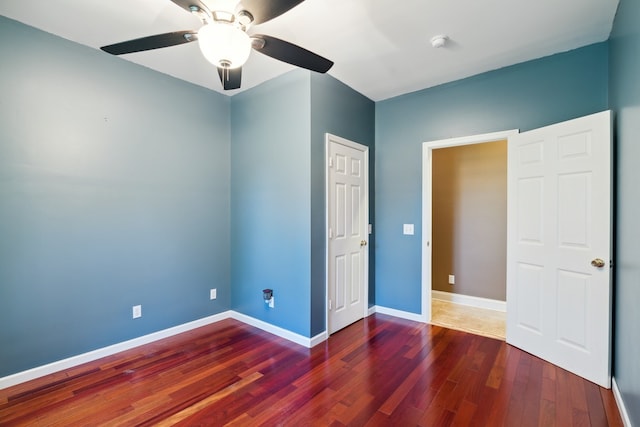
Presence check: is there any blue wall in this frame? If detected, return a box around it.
[0,16,231,377]
[609,0,640,423]
[309,74,375,335]
[230,71,374,337]
[375,43,609,313]
[230,70,312,336]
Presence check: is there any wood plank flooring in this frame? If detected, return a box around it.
[0,314,623,426]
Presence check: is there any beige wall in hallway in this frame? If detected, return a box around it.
[432,140,507,301]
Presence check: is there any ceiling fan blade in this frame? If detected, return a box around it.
[252,35,333,73]
[101,31,198,55]
[241,0,305,25]
[217,67,242,90]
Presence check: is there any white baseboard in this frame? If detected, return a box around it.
[372,305,426,323]
[229,311,327,348]
[367,305,376,316]
[309,331,329,347]
[0,311,232,390]
[1,305,435,391]
[432,290,506,312]
[612,377,633,427]
[1,310,332,391]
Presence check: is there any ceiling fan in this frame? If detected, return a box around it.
[100,0,333,90]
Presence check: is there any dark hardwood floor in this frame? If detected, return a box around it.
[0,314,623,426]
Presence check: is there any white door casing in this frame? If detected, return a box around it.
[506,111,612,387]
[326,134,369,334]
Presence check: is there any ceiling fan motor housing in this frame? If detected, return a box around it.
[100,0,333,90]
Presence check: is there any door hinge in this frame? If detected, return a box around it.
[329,227,333,239]
[328,299,332,310]
[328,157,333,168]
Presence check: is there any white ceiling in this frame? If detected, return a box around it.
[0,0,619,101]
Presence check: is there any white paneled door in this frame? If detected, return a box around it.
[327,134,369,334]
[506,111,612,387]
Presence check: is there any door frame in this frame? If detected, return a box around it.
[325,133,370,334]
[421,129,519,322]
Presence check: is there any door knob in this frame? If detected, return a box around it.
[360,240,367,247]
[591,258,606,268]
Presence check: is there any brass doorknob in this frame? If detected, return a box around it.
[591,258,606,268]
[360,240,367,247]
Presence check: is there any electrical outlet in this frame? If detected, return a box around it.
[268,296,275,308]
[210,288,217,300]
[132,305,142,319]
[448,275,455,285]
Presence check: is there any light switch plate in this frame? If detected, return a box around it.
[403,224,414,235]
[132,305,142,319]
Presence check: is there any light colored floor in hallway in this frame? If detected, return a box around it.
[431,299,506,340]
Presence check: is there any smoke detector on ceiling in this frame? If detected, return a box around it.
[430,35,448,48]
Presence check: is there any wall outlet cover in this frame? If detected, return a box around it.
[210,288,217,300]
[448,275,455,285]
[403,224,415,235]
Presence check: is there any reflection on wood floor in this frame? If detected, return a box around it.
[0,315,623,425]
[431,299,506,340]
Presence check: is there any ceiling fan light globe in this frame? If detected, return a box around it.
[198,23,251,69]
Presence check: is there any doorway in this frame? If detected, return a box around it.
[431,140,507,296]
[431,140,508,337]
[421,130,518,323]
